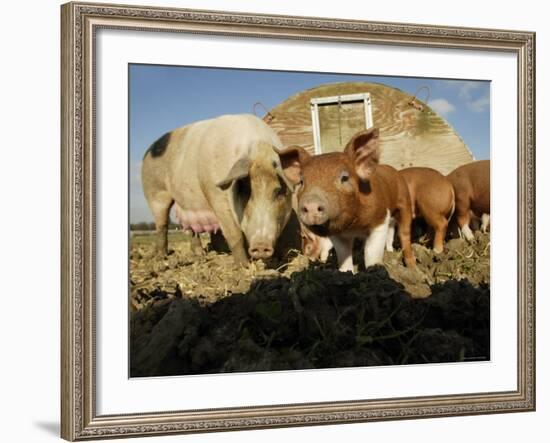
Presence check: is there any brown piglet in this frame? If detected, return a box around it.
[447,160,490,242]
[278,128,415,272]
[300,224,333,262]
[398,167,455,253]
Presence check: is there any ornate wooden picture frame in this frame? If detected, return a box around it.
[61,1,535,440]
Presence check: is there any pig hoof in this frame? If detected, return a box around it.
[404,257,417,268]
[191,246,205,256]
[460,225,475,243]
[235,259,250,268]
[232,254,250,268]
[156,246,167,255]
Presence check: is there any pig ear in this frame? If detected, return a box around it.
[344,128,381,181]
[216,157,251,190]
[276,146,311,186]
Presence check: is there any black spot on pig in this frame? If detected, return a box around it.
[145,132,171,159]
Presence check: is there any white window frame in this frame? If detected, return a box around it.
[310,92,374,154]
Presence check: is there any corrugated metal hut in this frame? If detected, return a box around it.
[263,82,473,174]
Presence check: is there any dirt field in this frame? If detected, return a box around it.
[130,230,490,377]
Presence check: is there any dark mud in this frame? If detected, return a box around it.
[130,231,490,377]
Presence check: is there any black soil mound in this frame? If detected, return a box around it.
[130,265,489,377]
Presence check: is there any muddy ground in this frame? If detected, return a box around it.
[130,230,490,377]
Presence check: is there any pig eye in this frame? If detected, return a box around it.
[340,171,350,183]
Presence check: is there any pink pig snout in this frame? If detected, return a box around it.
[299,193,330,227]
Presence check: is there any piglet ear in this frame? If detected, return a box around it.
[344,128,380,181]
[216,156,251,190]
[276,146,311,186]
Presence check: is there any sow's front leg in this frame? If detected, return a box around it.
[217,217,249,266]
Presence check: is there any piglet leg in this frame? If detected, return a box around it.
[396,209,416,268]
[423,211,448,254]
[318,237,333,263]
[331,236,354,273]
[455,198,475,242]
[365,212,391,267]
[385,217,396,252]
[481,214,490,233]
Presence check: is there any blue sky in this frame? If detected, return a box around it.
[129,64,490,222]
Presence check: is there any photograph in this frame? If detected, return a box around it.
[58,2,536,440]
[129,65,491,378]
[1,0,545,439]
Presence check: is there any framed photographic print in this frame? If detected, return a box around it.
[61,1,536,440]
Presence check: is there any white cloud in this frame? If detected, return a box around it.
[429,98,455,116]
[467,94,490,113]
[439,80,482,100]
[457,81,482,100]
[438,80,489,114]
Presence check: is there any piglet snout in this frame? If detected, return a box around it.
[300,195,329,226]
[248,242,275,260]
